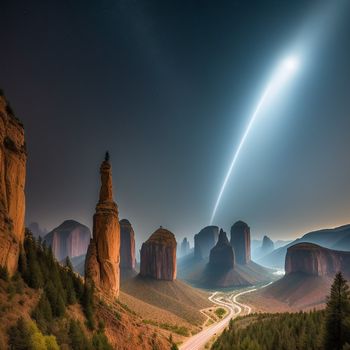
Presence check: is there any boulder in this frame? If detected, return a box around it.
[209,229,234,270]
[230,221,251,264]
[85,153,120,297]
[0,93,26,275]
[194,226,219,260]
[285,242,350,277]
[44,220,91,261]
[140,227,177,281]
[120,219,136,270]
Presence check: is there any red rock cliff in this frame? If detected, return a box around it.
[119,219,136,270]
[44,220,91,261]
[230,221,251,264]
[0,94,26,275]
[209,229,235,270]
[140,227,177,281]
[85,153,120,297]
[285,242,350,277]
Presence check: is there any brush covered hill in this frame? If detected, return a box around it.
[258,224,350,268]
[177,254,274,288]
[0,231,172,350]
[120,275,212,334]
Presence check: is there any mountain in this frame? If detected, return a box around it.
[27,222,47,238]
[258,224,350,268]
[44,220,91,261]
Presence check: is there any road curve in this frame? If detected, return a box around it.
[179,287,257,350]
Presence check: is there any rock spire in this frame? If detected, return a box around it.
[85,153,120,297]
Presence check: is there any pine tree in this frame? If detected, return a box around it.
[323,272,350,350]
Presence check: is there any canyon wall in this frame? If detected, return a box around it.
[0,93,26,275]
[180,237,190,257]
[85,153,120,297]
[140,227,177,281]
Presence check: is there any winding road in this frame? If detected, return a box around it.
[179,285,267,350]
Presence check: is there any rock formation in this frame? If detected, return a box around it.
[261,235,274,255]
[180,237,190,257]
[0,93,26,275]
[119,219,136,270]
[194,226,219,260]
[209,229,234,271]
[140,227,177,281]
[85,153,120,297]
[230,221,251,264]
[44,220,91,261]
[285,243,350,278]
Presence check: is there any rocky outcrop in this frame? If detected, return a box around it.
[44,220,91,261]
[140,227,177,281]
[120,219,136,270]
[230,221,251,264]
[194,226,219,260]
[180,237,190,257]
[285,243,350,277]
[0,93,26,275]
[85,153,120,297]
[209,229,234,271]
[261,235,274,255]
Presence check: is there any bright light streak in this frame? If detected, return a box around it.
[210,55,300,225]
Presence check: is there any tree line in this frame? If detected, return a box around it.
[212,272,350,350]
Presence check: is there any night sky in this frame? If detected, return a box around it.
[1,1,350,249]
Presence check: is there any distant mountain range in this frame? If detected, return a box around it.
[258,224,350,268]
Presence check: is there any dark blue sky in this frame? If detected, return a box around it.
[1,0,350,248]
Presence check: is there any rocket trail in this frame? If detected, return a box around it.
[210,57,299,225]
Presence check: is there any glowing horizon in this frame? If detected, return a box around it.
[210,55,300,225]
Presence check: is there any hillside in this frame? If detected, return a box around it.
[258,224,350,268]
[211,311,325,350]
[121,275,212,330]
[0,231,172,350]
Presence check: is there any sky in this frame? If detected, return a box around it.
[1,0,350,249]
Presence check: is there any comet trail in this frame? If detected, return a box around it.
[210,56,300,225]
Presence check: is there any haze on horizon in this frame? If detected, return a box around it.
[1,0,350,247]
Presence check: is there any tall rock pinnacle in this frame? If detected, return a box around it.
[230,221,251,264]
[85,153,120,297]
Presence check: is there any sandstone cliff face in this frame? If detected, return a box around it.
[230,221,251,265]
[194,226,219,260]
[140,227,177,281]
[285,243,350,277]
[180,237,190,257]
[0,94,26,275]
[120,219,136,270]
[85,154,120,297]
[44,220,91,261]
[209,229,234,270]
